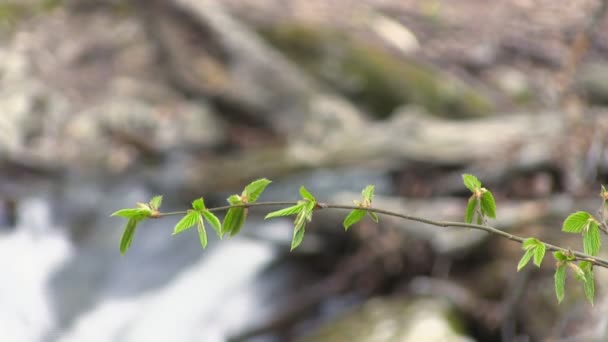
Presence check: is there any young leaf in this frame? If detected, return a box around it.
[553,250,568,261]
[533,242,546,267]
[464,196,476,224]
[581,261,595,305]
[294,210,308,233]
[480,190,496,219]
[568,263,586,281]
[120,218,139,255]
[368,211,379,223]
[462,174,481,192]
[343,209,366,231]
[227,194,243,205]
[192,197,205,211]
[223,207,247,237]
[299,186,316,202]
[149,195,163,210]
[203,210,222,237]
[522,237,539,250]
[173,211,200,235]
[197,215,207,249]
[362,185,375,204]
[243,178,272,203]
[554,263,566,303]
[583,221,601,256]
[303,200,316,222]
[265,203,305,219]
[517,248,534,271]
[562,211,591,233]
[111,208,151,220]
[290,226,306,251]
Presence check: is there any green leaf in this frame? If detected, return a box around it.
[583,221,601,256]
[569,263,586,281]
[362,185,375,204]
[480,190,496,219]
[343,209,366,231]
[120,218,139,255]
[173,211,200,235]
[149,195,163,210]
[222,207,247,237]
[554,264,566,303]
[464,196,476,224]
[562,211,592,233]
[553,250,568,261]
[265,203,305,219]
[294,210,308,233]
[368,211,379,223]
[111,208,151,220]
[242,178,271,203]
[462,174,481,192]
[290,226,306,251]
[303,200,316,222]
[522,237,539,250]
[533,243,546,267]
[203,210,222,237]
[299,186,316,202]
[197,215,207,249]
[227,194,242,205]
[476,214,484,225]
[517,248,534,271]
[192,197,205,211]
[581,261,595,305]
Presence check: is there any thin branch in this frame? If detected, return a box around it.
[155,201,608,268]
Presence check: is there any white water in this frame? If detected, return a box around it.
[59,239,276,342]
[0,198,72,342]
[0,196,281,342]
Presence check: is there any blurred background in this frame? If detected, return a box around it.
[1,0,608,341]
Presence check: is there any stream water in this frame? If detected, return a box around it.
[0,179,282,342]
[0,168,388,342]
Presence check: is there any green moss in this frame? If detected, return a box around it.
[259,23,493,119]
[0,3,28,28]
[0,0,64,30]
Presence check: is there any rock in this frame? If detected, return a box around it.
[0,31,70,170]
[302,297,474,342]
[0,5,227,174]
[259,23,493,119]
[577,62,608,105]
[489,66,534,104]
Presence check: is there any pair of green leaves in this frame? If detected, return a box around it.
[463,174,496,224]
[553,251,595,305]
[517,238,546,271]
[172,197,221,249]
[222,178,272,238]
[265,186,317,251]
[343,185,379,230]
[172,178,273,248]
[112,195,164,255]
[112,179,274,255]
[562,211,601,257]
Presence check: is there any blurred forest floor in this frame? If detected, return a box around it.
[2,0,608,341]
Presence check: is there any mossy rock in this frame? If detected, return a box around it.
[0,0,63,30]
[301,297,473,342]
[259,24,493,119]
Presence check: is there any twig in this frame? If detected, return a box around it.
[156,201,608,268]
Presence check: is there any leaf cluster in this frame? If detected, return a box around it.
[462,174,496,224]
[110,173,607,306]
[265,186,317,250]
[343,185,379,230]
